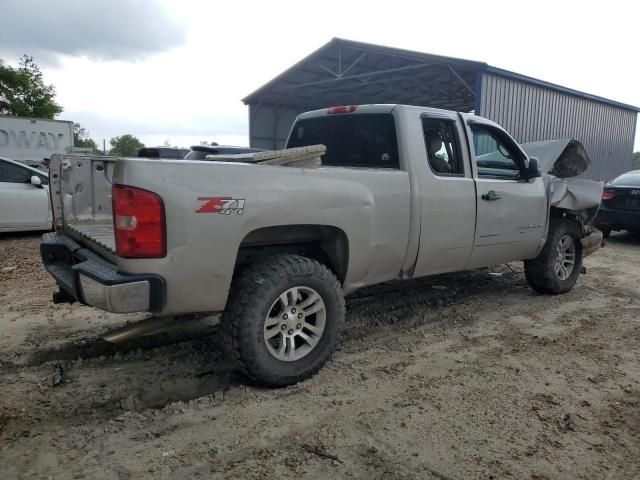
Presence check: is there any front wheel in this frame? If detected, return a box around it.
[525,218,583,294]
[221,254,345,387]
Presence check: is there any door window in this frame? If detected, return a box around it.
[0,160,32,183]
[422,118,464,176]
[470,125,522,179]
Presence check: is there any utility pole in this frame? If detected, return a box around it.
[103,139,106,155]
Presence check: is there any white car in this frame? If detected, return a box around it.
[0,156,52,232]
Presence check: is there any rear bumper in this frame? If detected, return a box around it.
[595,207,640,230]
[40,232,165,314]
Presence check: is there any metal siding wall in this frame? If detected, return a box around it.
[249,105,301,150]
[480,73,636,182]
[249,104,274,149]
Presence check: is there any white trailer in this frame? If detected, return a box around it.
[0,115,74,165]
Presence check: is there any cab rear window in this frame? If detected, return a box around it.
[138,148,188,159]
[287,114,399,169]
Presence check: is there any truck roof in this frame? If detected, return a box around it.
[295,104,501,130]
[296,103,479,119]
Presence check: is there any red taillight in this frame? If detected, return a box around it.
[112,184,166,258]
[327,105,357,114]
[602,191,616,200]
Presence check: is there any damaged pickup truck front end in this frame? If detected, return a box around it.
[523,139,604,257]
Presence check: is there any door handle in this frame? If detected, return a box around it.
[482,190,501,201]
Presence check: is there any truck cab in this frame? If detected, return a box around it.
[286,105,547,279]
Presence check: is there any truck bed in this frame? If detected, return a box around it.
[66,223,115,253]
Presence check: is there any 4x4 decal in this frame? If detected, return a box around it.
[196,197,245,215]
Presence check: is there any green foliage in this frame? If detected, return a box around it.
[0,56,63,118]
[73,123,98,151]
[109,134,144,156]
[633,151,640,170]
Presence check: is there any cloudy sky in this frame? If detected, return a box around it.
[1,0,638,150]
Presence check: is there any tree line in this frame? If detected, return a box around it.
[0,55,144,156]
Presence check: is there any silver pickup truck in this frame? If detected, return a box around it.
[41,104,603,386]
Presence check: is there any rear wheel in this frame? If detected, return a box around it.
[221,254,345,387]
[525,218,583,294]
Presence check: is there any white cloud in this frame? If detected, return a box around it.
[6,0,638,150]
[0,0,185,64]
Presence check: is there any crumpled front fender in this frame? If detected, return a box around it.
[523,139,604,220]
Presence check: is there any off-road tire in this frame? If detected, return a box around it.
[221,254,345,387]
[525,218,583,294]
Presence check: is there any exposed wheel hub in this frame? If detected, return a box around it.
[282,308,302,330]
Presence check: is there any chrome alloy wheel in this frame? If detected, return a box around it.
[554,234,576,280]
[263,286,326,361]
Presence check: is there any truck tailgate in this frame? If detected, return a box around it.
[49,154,118,257]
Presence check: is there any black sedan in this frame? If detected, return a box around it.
[595,170,640,238]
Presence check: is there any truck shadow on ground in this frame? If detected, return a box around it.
[17,265,528,419]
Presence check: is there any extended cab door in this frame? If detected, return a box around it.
[462,117,547,268]
[412,111,476,277]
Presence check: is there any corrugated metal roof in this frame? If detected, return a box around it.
[243,38,484,111]
[242,38,486,105]
[243,38,640,113]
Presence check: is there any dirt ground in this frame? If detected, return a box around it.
[0,233,639,480]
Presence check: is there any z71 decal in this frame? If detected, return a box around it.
[196,197,245,215]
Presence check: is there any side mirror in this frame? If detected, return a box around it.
[524,157,541,179]
[30,175,43,187]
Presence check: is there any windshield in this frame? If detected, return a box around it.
[287,113,399,168]
[609,172,640,186]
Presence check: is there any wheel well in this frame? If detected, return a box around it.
[234,225,349,283]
